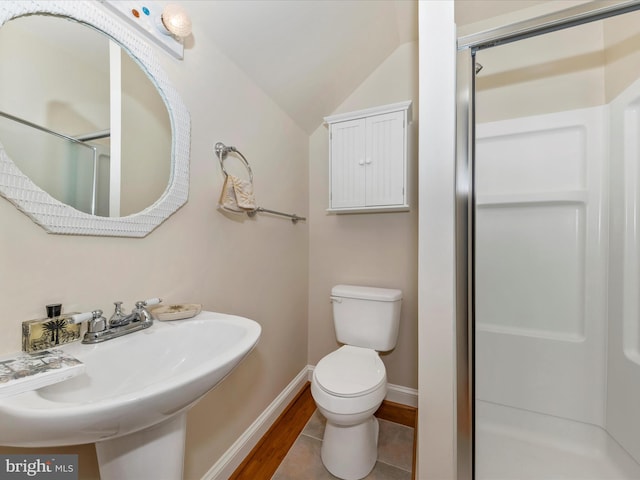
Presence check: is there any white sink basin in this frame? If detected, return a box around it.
[0,310,261,479]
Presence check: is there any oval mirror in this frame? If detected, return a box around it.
[0,2,190,237]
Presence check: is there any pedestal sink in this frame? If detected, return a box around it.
[0,311,261,479]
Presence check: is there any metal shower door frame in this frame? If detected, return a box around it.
[454,1,640,478]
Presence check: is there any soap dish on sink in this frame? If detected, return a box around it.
[150,304,202,321]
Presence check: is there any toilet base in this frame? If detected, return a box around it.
[321,415,379,480]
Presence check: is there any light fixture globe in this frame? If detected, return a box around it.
[161,3,192,38]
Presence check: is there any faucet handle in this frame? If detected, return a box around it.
[69,310,107,333]
[68,311,94,325]
[69,310,102,324]
[133,298,162,323]
[135,298,162,310]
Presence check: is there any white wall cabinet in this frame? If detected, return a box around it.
[325,101,412,213]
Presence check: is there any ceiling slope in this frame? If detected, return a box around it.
[184,0,558,134]
[186,0,418,134]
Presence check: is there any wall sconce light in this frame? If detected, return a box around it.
[99,1,192,60]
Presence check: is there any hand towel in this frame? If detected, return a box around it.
[218,174,256,213]
[231,175,256,210]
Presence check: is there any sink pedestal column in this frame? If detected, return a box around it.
[96,413,187,480]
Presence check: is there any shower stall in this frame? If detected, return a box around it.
[0,111,111,216]
[456,1,640,478]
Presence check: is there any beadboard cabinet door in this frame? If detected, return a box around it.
[329,118,367,209]
[325,101,411,213]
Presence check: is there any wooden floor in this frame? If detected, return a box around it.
[230,382,417,480]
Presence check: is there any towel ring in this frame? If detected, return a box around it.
[215,142,253,182]
[214,140,306,224]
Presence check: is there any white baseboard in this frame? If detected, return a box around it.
[201,367,309,480]
[202,365,418,479]
[386,383,419,408]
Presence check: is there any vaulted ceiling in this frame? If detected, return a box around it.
[185,0,552,134]
[187,0,418,134]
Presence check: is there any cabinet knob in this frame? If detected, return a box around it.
[358,159,365,165]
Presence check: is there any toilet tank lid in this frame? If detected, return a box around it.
[332,285,402,302]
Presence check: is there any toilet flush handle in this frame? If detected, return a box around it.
[329,296,342,303]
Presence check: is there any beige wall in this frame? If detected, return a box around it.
[467,2,640,124]
[475,21,606,123]
[604,9,640,102]
[308,41,419,389]
[0,2,309,479]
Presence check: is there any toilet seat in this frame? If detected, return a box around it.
[314,345,386,398]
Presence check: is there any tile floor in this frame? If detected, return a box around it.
[272,410,414,480]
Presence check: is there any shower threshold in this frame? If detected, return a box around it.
[476,401,640,479]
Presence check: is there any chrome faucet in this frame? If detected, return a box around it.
[109,301,129,327]
[70,298,162,344]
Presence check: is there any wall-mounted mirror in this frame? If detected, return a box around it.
[0,1,190,237]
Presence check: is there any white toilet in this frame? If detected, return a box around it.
[311,284,402,480]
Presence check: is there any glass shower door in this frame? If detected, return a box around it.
[470,7,640,480]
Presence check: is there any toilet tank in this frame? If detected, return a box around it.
[330,285,402,351]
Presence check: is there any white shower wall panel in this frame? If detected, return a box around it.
[476,204,585,339]
[607,77,640,463]
[476,126,586,195]
[476,107,607,426]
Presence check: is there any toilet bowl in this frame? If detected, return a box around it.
[311,345,387,480]
[311,285,402,480]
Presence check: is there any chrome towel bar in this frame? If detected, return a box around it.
[247,207,305,224]
[214,142,306,224]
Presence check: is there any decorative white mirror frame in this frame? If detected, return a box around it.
[0,1,190,237]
